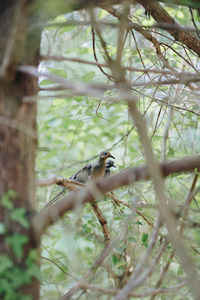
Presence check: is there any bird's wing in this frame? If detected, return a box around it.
[70,164,92,183]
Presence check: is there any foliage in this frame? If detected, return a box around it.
[0,191,40,300]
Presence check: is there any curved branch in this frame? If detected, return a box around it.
[33,155,200,241]
[137,0,200,57]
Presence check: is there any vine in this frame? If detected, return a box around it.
[0,190,40,300]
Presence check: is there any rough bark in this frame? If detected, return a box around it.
[137,0,200,57]
[0,1,40,298]
[1,0,200,299]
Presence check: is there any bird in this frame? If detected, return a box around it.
[90,150,115,180]
[70,150,115,182]
[46,164,92,206]
[104,160,116,177]
[46,150,115,206]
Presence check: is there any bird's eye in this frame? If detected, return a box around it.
[104,152,108,155]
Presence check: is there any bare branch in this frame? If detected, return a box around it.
[115,98,200,300]
[41,54,175,75]
[78,280,187,298]
[33,155,200,241]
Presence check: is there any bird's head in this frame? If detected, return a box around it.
[99,150,115,160]
[106,160,116,169]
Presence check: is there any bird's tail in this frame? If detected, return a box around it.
[45,189,66,208]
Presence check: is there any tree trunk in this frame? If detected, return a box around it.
[0,1,40,298]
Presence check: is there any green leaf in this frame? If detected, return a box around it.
[27,264,41,281]
[6,233,29,260]
[168,147,175,157]
[1,196,13,209]
[47,67,67,78]
[2,190,16,210]
[112,254,118,265]
[0,255,13,274]
[10,208,30,229]
[6,267,32,288]
[40,79,55,86]
[98,9,109,19]
[177,266,183,276]
[142,233,149,244]
[135,221,143,225]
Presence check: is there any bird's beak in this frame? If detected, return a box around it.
[110,154,115,159]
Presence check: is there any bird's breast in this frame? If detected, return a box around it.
[91,162,106,179]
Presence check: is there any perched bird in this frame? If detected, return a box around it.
[46,164,92,206]
[47,150,115,206]
[70,150,115,182]
[104,160,116,177]
[90,150,115,180]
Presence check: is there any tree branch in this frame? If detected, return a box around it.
[136,0,200,57]
[33,155,200,241]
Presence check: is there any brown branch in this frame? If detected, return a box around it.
[38,177,110,243]
[137,0,200,57]
[39,176,152,234]
[180,173,199,222]
[41,256,77,279]
[91,26,113,81]
[150,250,175,300]
[37,176,81,188]
[90,201,110,245]
[78,280,187,298]
[33,155,200,241]
[18,65,111,98]
[108,193,154,227]
[105,6,174,72]
[115,99,200,300]
[151,172,199,300]
[41,55,174,75]
[19,65,200,98]
[73,0,122,10]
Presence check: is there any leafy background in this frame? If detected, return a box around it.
[36,4,200,299]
